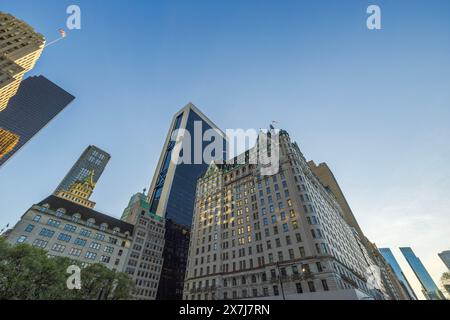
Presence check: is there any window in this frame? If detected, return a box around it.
[72,214,81,223]
[283,223,289,232]
[85,252,97,260]
[322,280,329,291]
[308,281,316,292]
[25,224,34,232]
[299,247,305,258]
[292,266,299,274]
[16,235,27,243]
[39,228,55,238]
[33,239,48,248]
[296,283,303,294]
[80,229,91,237]
[100,255,111,263]
[90,242,101,250]
[33,215,41,222]
[47,219,61,228]
[104,246,114,254]
[58,233,71,242]
[64,224,77,233]
[316,262,323,272]
[95,233,105,241]
[51,243,66,253]
[273,285,279,296]
[74,238,87,247]
[55,208,65,217]
[86,219,95,228]
[69,248,82,257]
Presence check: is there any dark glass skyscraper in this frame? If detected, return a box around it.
[379,248,418,300]
[54,145,111,194]
[148,103,226,299]
[400,247,444,300]
[0,75,74,168]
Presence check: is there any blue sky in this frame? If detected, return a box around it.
[1,0,449,299]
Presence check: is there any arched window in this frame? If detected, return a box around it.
[113,227,120,234]
[72,213,81,223]
[55,208,66,217]
[100,223,108,231]
[86,218,95,228]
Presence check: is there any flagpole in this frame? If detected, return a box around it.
[44,36,64,48]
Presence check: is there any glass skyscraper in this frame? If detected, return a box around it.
[54,145,111,194]
[379,248,418,300]
[400,247,444,300]
[0,75,74,168]
[147,103,226,299]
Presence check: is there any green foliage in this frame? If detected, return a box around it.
[0,238,135,300]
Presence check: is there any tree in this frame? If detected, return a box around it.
[0,238,135,300]
[441,272,450,298]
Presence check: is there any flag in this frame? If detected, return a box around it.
[59,29,66,38]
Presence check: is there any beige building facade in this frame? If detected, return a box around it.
[183,129,379,300]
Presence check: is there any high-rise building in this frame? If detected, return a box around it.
[379,248,418,300]
[0,75,75,168]
[121,192,165,300]
[400,247,445,300]
[184,129,378,300]
[308,161,363,236]
[307,161,411,300]
[148,103,226,226]
[438,250,450,271]
[55,145,110,194]
[0,12,45,112]
[6,195,134,271]
[147,103,226,299]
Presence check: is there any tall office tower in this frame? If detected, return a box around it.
[364,244,411,300]
[308,160,410,300]
[55,145,110,194]
[438,250,450,270]
[121,192,165,300]
[184,129,379,300]
[0,75,75,167]
[147,103,226,299]
[379,248,418,300]
[400,247,445,300]
[6,195,134,271]
[0,12,45,112]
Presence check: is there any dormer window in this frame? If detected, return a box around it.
[100,223,108,231]
[113,227,120,235]
[86,218,95,228]
[72,213,81,223]
[55,208,66,218]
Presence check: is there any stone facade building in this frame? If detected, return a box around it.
[184,129,378,300]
